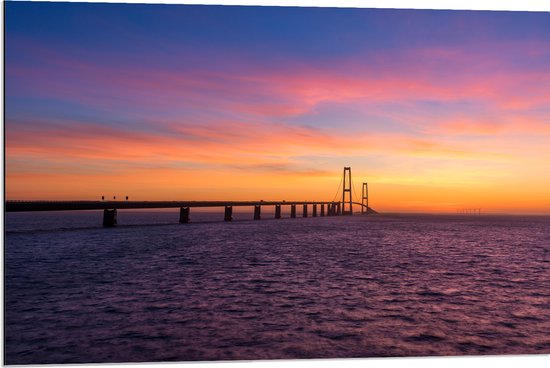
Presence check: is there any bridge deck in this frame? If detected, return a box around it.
[5,200,367,212]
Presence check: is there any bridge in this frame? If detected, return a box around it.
[5,167,377,227]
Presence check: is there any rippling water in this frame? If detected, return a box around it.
[4,211,550,364]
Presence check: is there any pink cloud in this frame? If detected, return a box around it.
[9,39,550,122]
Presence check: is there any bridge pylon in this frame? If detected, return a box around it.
[342,167,353,215]
[361,182,368,214]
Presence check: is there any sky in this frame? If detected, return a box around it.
[5,1,550,213]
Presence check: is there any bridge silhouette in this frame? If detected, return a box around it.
[6,167,377,227]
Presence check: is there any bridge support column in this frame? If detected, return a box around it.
[312,204,317,217]
[103,209,117,227]
[321,204,325,216]
[224,206,233,222]
[342,167,353,215]
[291,204,296,218]
[361,182,369,215]
[179,207,190,223]
[275,205,281,219]
[254,205,261,220]
[303,204,308,217]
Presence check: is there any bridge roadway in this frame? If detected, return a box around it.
[5,200,366,212]
[5,200,372,227]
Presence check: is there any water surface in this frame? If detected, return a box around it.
[5,212,550,363]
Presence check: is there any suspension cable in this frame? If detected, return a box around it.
[351,176,365,208]
[331,173,343,202]
[353,183,361,204]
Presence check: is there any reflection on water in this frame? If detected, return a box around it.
[5,212,550,363]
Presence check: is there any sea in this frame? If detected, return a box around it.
[4,209,550,364]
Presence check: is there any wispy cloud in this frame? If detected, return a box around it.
[5,4,550,211]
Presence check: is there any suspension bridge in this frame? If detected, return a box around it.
[5,167,377,227]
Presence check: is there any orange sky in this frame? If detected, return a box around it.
[5,3,550,214]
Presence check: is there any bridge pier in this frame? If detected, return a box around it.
[291,204,296,218]
[224,206,233,222]
[254,205,261,220]
[275,205,281,219]
[337,202,341,215]
[303,204,308,217]
[313,204,317,217]
[102,209,117,227]
[321,204,325,216]
[179,207,190,223]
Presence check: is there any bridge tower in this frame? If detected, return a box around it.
[361,182,368,214]
[342,167,353,215]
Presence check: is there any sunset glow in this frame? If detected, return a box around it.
[5,2,550,213]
